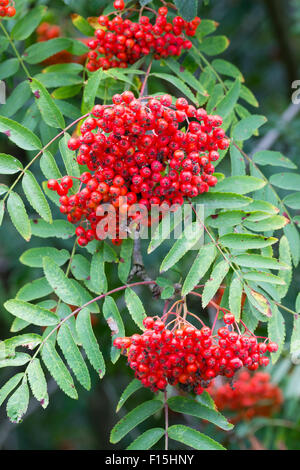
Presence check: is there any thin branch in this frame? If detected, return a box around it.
[128,235,161,298]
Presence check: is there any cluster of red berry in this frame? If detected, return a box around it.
[36,22,62,42]
[208,371,283,421]
[47,91,228,247]
[0,0,16,17]
[113,313,278,395]
[86,6,200,71]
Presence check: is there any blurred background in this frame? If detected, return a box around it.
[1,0,300,450]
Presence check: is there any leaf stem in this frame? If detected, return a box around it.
[0,22,31,79]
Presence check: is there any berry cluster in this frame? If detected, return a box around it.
[208,371,283,421]
[0,0,16,17]
[47,92,229,247]
[87,6,200,71]
[36,22,62,42]
[113,313,278,395]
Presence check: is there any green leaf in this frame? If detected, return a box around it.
[244,215,288,232]
[0,81,31,118]
[52,84,82,100]
[196,19,218,38]
[116,379,143,413]
[110,400,163,444]
[212,59,244,81]
[230,144,246,176]
[168,425,225,450]
[71,13,96,36]
[195,192,252,208]
[291,316,300,360]
[31,219,74,239]
[70,280,99,313]
[216,79,241,118]
[0,353,31,368]
[40,150,62,180]
[245,287,272,318]
[118,238,134,283]
[35,72,83,88]
[43,257,81,306]
[198,36,230,56]
[57,324,91,391]
[220,233,277,249]
[165,58,207,96]
[11,5,46,40]
[127,428,165,450]
[59,133,80,182]
[284,223,300,267]
[168,396,233,431]
[253,150,297,169]
[0,153,23,174]
[90,247,107,294]
[82,69,103,114]
[234,254,289,270]
[22,170,52,223]
[174,0,197,21]
[182,244,216,296]
[71,254,90,281]
[283,192,300,210]
[233,115,267,141]
[0,373,24,407]
[7,192,31,241]
[244,199,279,214]
[0,58,19,80]
[0,37,9,54]
[20,247,69,268]
[103,296,125,364]
[4,333,41,357]
[270,172,300,191]
[277,236,292,299]
[4,299,59,326]
[41,341,78,399]
[0,184,9,195]
[150,73,197,105]
[239,85,259,107]
[76,308,105,378]
[268,304,285,364]
[229,276,243,321]
[30,78,65,129]
[6,379,29,423]
[65,38,89,56]
[148,208,183,254]
[27,359,49,409]
[125,288,146,330]
[243,271,285,285]
[212,176,266,194]
[24,38,71,64]
[202,260,230,308]
[0,200,4,227]
[0,116,42,150]
[160,222,203,273]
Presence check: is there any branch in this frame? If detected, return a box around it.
[128,236,161,298]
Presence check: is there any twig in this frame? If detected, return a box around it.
[128,235,161,297]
